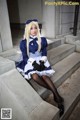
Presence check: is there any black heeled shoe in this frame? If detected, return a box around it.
[54,95,64,103]
[58,103,64,117]
[53,95,64,116]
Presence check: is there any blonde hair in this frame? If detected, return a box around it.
[24,21,41,56]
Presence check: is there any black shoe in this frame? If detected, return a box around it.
[58,103,64,117]
[54,95,64,103]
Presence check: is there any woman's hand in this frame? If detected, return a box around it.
[28,58,35,64]
[40,56,47,62]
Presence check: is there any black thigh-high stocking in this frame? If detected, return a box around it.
[42,75,64,117]
[31,73,50,90]
[42,75,63,103]
[32,74,64,116]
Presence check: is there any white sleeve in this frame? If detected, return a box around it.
[28,58,35,64]
[40,56,47,62]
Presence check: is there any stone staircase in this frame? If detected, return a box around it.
[0,38,80,120]
[58,68,80,120]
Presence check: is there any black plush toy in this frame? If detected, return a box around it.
[32,61,46,71]
[39,60,46,71]
[32,61,41,71]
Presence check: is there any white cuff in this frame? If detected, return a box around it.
[40,56,47,62]
[28,58,35,64]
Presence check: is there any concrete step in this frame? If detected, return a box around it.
[53,52,80,87]
[47,39,62,50]
[67,101,80,120]
[58,67,80,120]
[0,48,21,62]
[0,48,18,57]
[47,44,75,66]
[30,52,80,99]
[0,69,59,120]
[0,56,15,75]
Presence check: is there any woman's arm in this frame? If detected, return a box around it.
[41,37,48,62]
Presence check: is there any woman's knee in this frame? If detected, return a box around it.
[31,73,39,81]
[42,75,47,80]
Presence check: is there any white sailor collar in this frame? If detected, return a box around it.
[29,35,38,42]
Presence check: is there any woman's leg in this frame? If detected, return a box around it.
[31,73,50,90]
[42,75,63,103]
[42,75,64,116]
[31,73,64,116]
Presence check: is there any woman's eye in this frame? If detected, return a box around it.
[31,27,33,30]
[31,26,37,30]
[35,27,37,29]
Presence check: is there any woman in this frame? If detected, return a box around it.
[17,19,64,116]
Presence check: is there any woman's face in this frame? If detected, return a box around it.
[30,24,38,36]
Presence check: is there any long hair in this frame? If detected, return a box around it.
[24,21,41,57]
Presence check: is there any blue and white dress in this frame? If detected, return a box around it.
[17,36,55,80]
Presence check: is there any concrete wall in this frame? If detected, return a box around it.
[0,0,13,51]
[7,0,20,23]
[78,8,80,30]
[60,6,80,35]
[42,0,56,38]
[7,0,42,24]
[42,1,80,38]
[55,6,61,36]
[0,34,2,52]
[18,0,42,23]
